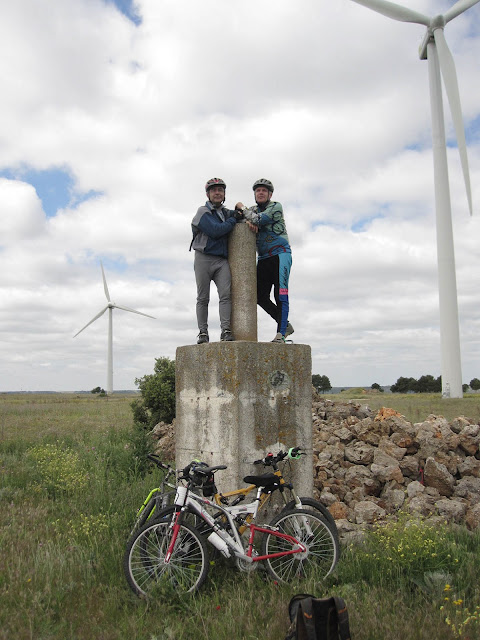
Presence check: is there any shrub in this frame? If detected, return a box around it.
[131,356,176,428]
[26,443,88,496]
[341,512,459,586]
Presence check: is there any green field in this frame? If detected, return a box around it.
[1,392,479,640]
[326,389,480,424]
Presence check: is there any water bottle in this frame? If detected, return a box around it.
[207,532,231,558]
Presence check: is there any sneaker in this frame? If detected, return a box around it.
[197,332,209,344]
[271,332,285,343]
[220,329,234,341]
[285,322,294,338]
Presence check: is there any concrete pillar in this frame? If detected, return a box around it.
[176,215,312,513]
[228,222,257,341]
[175,342,312,498]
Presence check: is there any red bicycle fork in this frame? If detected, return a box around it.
[164,511,182,563]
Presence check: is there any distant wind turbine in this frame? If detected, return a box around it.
[350,0,478,398]
[74,262,155,395]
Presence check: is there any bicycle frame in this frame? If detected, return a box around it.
[164,484,307,565]
[132,448,319,536]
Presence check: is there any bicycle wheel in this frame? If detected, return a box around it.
[261,508,339,583]
[130,490,177,536]
[282,497,340,551]
[124,519,209,596]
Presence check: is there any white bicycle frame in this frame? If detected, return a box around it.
[167,484,307,564]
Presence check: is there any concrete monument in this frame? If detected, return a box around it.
[176,220,312,499]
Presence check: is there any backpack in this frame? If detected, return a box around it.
[285,594,351,640]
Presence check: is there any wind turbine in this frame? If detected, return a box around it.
[74,262,155,395]
[350,0,478,398]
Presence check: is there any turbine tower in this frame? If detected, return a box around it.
[74,262,155,395]
[350,0,478,398]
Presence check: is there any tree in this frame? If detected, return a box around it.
[414,375,441,393]
[390,376,417,393]
[463,383,469,393]
[371,383,384,392]
[131,357,176,428]
[470,378,480,391]
[91,386,105,395]
[312,374,332,394]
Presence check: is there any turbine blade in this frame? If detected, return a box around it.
[100,261,111,302]
[73,306,109,337]
[350,0,430,26]
[112,303,156,319]
[444,0,480,24]
[434,29,473,214]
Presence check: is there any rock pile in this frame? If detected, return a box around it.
[312,397,480,534]
[149,397,480,533]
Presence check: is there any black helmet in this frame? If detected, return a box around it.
[252,178,274,193]
[205,177,226,194]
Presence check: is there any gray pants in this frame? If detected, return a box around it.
[194,251,232,333]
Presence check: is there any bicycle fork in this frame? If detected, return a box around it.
[164,486,189,564]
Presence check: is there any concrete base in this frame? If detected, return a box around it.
[175,341,312,502]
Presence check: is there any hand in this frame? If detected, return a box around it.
[246,221,258,233]
[234,210,245,221]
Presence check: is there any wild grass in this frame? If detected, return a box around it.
[327,390,480,424]
[1,393,479,639]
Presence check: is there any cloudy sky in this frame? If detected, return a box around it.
[0,0,479,392]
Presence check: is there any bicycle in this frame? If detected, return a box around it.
[129,448,338,541]
[214,448,338,536]
[124,460,339,596]
[129,454,177,536]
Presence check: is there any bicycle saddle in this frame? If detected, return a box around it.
[243,472,280,488]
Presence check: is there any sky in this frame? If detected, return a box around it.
[0,0,479,392]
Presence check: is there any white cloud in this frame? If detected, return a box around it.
[0,0,479,391]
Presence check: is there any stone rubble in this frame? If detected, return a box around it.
[311,396,480,535]
[149,397,480,533]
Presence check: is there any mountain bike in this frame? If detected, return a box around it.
[215,448,337,535]
[128,448,338,541]
[124,460,339,596]
[129,454,177,536]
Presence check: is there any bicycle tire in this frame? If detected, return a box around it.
[282,497,340,551]
[124,519,209,596]
[130,490,177,536]
[261,508,339,583]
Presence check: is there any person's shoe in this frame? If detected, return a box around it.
[197,332,209,344]
[220,329,234,341]
[285,322,294,338]
[272,332,285,343]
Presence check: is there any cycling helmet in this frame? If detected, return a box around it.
[205,177,226,193]
[252,178,274,193]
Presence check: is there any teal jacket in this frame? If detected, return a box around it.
[246,201,291,259]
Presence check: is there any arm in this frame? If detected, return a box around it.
[256,201,283,228]
[196,210,236,240]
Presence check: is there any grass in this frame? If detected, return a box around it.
[1,393,480,639]
[326,390,480,424]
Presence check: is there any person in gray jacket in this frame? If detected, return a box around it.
[191,178,244,344]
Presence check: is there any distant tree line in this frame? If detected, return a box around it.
[391,375,480,393]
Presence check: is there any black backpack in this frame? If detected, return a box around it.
[285,594,351,640]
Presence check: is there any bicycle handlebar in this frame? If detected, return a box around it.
[253,447,306,467]
[146,453,174,472]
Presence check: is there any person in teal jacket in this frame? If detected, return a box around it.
[237,179,294,343]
